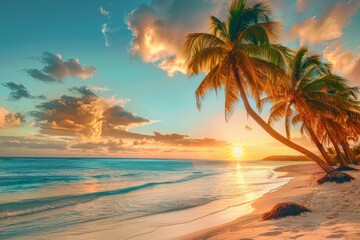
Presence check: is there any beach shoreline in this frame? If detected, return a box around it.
[185,163,360,240]
[1,159,293,240]
[4,160,359,240]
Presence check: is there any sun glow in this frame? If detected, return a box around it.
[232,146,244,158]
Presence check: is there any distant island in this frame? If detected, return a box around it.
[263,155,312,161]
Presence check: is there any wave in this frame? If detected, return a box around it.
[92,174,111,179]
[120,173,139,177]
[0,171,216,219]
[0,175,84,186]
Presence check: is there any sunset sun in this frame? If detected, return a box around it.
[232,146,244,158]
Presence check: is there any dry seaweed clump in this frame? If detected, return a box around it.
[263,202,311,220]
[336,166,359,172]
[317,171,354,184]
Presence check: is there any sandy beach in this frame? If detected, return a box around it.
[186,163,360,240]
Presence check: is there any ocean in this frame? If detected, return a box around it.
[0,158,293,240]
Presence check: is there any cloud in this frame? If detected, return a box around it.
[71,140,125,153]
[2,82,46,101]
[348,58,360,85]
[289,1,360,44]
[25,86,228,150]
[153,131,188,141]
[90,86,110,92]
[30,86,150,139]
[27,69,57,82]
[99,6,110,18]
[174,137,227,147]
[267,134,316,151]
[323,41,360,85]
[26,52,96,83]
[98,124,228,147]
[158,56,187,77]
[0,136,67,150]
[69,86,97,97]
[99,6,118,47]
[133,139,154,145]
[127,0,227,76]
[101,23,110,47]
[103,106,150,128]
[0,108,25,128]
[101,127,150,139]
[101,23,119,47]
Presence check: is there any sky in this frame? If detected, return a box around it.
[0,0,359,160]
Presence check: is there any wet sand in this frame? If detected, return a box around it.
[186,163,360,240]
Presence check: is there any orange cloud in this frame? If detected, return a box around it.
[0,108,25,128]
[323,41,360,85]
[127,0,227,76]
[289,1,360,44]
[30,87,150,139]
[0,136,67,150]
[28,87,227,149]
[267,134,317,152]
[71,140,125,153]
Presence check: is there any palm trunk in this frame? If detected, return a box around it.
[325,128,348,167]
[231,66,334,173]
[341,141,355,164]
[305,124,335,166]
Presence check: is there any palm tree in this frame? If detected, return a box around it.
[266,47,360,170]
[339,108,360,165]
[323,121,350,168]
[353,144,360,157]
[341,141,356,164]
[318,78,360,168]
[265,47,353,166]
[182,0,351,182]
[322,116,360,169]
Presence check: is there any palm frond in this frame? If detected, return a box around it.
[268,100,288,125]
[183,33,226,62]
[209,16,229,41]
[187,46,226,75]
[195,64,226,110]
[227,0,247,41]
[225,77,240,120]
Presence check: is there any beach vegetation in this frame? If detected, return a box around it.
[182,0,360,183]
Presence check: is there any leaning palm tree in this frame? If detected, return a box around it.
[341,135,359,165]
[341,122,360,164]
[322,114,360,169]
[266,47,360,170]
[353,144,360,157]
[182,0,351,182]
[338,105,360,165]
[341,140,357,164]
[265,47,354,166]
[322,120,352,168]
[317,78,360,168]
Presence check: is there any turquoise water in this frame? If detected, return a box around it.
[0,158,291,239]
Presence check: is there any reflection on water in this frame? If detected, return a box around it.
[235,162,251,201]
[0,158,295,239]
